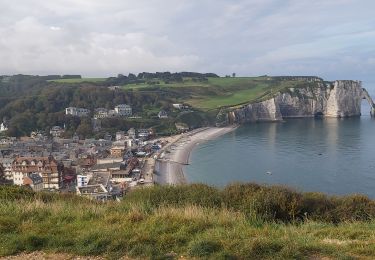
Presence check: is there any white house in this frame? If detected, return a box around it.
[173,103,189,110]
[77,175,89,188]
[0,122,8,132]
[114,104,132,117]
[65,107,90,117]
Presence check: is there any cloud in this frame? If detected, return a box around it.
[0,0,374,81]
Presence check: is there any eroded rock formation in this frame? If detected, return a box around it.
[227,80,374,124]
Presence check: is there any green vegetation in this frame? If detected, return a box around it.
[1,184,375,259]
[48,78,106,83]
[121,76,318,111]
[0,73,321,137]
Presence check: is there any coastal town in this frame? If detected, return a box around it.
[0,101,235,201]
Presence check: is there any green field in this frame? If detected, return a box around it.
[1,184,375,259]
[123,77,317,111]
[48,78,106,83]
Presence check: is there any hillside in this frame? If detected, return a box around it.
[1,184,375,259]
[0,74,323,137]
[121,76,321,111]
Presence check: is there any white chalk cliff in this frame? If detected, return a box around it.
[227,80,374,124]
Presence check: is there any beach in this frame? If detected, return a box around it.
[153,126,237,185]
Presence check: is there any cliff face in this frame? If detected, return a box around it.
[229,80,369,124]
[228,98,282,123]
[325,81,363,117]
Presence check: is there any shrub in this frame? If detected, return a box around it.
[0,185,35,201]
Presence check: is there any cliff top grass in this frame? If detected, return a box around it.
[1,184,375,259]
[123,77,320,111]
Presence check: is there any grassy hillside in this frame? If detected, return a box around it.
[123,77,319,111]
[1,184,375,259]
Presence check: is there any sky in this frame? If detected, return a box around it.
[0,0,375,82]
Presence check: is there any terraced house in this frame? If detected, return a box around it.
[11,156,64,190]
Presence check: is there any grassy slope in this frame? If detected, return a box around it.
[1,184,375,259]
[48,78,106,83]
[123,77,317,111]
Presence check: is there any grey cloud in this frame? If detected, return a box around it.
[0,0,374,81]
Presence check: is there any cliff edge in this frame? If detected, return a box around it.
[225,80,374,124]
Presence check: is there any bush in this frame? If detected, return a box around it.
[0,185,35,200]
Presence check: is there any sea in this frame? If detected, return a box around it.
[186,82,375,198]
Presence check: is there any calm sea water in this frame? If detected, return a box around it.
[186,85,375,198]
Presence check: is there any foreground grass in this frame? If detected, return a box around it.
[1,184,375,259]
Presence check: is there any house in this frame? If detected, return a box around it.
[108,110,117,117]
[175,123,189,132]
[50,126,64,137]
[77,155,97,169]
[173,103,183,109]
[127,128,136,139]
[108,86,120,91]
[110,146,126,158]
[104,132,112,141]
[138,129,153,139]
[173,103,189,110]
[65,107,90,117]
[76,184,109,201]
[94,108,109,119]
[115,131,126,141]
[11,156,64,190]
[114,104,132,117]
[0,158,14,181]
[72,133,80,142]
[77,174,89,187]
[110,169,131,183]
[158,110,168,118]
[0,122,8,132]
[23,174,43,192]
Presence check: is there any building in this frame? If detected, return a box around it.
[158,110,168,118]
[173,103,189,110]
[110,146,126,158]
[0,122,8,132]
[77,174,89,187]
[11,156,63,189]
[0,158,13,181]
[127,128,136,139]
[175,123,189,132]
[65,107,90,117]
[114,104,132,117]
[138,129,153,139]
[23,174,44,192]
[94,108,109,119]
[50,126,64,137]
[76,184,109,200]
[115,131,126,141]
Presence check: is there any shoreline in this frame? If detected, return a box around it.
[153,126,238,185]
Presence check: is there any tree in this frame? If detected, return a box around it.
[232,73,236,77]
[76,119,93,139]
[0,163,8,185]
